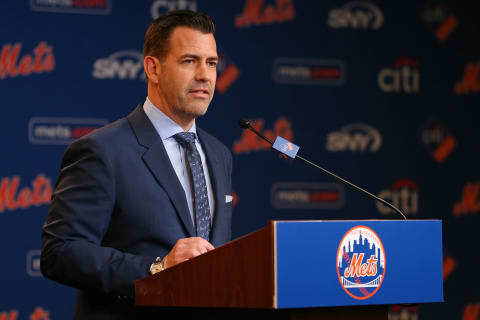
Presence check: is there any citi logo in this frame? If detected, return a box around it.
[233,117,293,154]
[326,123,381,152]
[235,0,295,28]
[29,117,108,145]
[378,58,420,93]
[0,41,55,80]
[93,50,145,81]
[377,179,418,215]
[151,0,197,19]
[328,2,384,30]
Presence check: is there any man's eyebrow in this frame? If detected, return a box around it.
[179,54,219,60]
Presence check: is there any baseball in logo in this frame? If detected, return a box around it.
[337,226,385,300]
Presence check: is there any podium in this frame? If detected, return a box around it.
[135,220,443,319]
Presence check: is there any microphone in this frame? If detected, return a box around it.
[238,118,407,220]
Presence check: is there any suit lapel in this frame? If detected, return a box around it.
[197,129,226,245]
[127,105,195,237]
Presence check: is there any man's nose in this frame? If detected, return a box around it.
[195,62,210,81]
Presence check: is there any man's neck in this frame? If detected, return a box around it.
[147,94,194,132]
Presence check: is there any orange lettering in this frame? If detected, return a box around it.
[233,118,294,154]
[443,256,456,280]
[436,15,458,41]
[344,253,364,278]
[455,63,480,95]
[29,307,49,320]
[0,174,51,213]
[216,64,239,93]
[433,134,456,163]
[462,303,480,320]
[235,0,294,28]
[0,42,55,79]
[0,310,18,320]
[454,182,480,215]
[366,255,378,275]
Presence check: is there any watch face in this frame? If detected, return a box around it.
[150,261,164,275]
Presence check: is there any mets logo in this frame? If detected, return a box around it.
[336,226,386,300]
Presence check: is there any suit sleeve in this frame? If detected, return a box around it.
[40,137,155,298]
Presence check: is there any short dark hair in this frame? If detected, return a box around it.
[143,10,215,60]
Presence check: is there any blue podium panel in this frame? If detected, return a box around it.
[275,220,443,308]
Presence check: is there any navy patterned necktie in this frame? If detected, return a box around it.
[173,132,211,240]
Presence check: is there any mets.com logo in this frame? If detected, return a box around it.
[30,0,112,14]
[337,226,386,300]
[29,117,108,145]
[273,58,346,86]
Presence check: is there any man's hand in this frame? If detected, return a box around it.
[163,237,214,269]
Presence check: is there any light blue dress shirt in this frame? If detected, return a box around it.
[143,97,215,227]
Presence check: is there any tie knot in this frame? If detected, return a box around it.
[173,132,197,148]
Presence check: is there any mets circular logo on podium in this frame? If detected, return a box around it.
[336,226,386,300]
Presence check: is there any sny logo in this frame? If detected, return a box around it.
[423,5,458,42]
[453,181,480,216]
[326,123,381,152]
[378,58,420,93]
[233,117,293,154]
[151,0,197,19]
[377,179,418,216]
[337,226,386,300]
[455,62,480,95]
[216,51,240,93]
[235,0,295,28]
[328,1,384,30]
[0,42,55,80]
[93,50,145,81]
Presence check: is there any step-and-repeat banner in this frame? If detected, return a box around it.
[1,1,479,319]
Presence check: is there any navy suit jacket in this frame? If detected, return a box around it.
[41,105,233,319]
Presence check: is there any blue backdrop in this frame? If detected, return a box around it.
[1,1,479,319]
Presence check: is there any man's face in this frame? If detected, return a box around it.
[156,27,218,122]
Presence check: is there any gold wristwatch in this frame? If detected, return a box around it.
[149,257,165,275]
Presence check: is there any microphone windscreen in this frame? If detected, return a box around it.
[238,119,250,129]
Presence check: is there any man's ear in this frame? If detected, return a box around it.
[144,56,162,84]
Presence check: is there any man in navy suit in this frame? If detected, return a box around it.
[41,10,232,319]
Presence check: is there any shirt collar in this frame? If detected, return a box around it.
[143,97,197,141]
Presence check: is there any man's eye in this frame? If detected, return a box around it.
[183,59,194,64]
[208,61,217,68]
